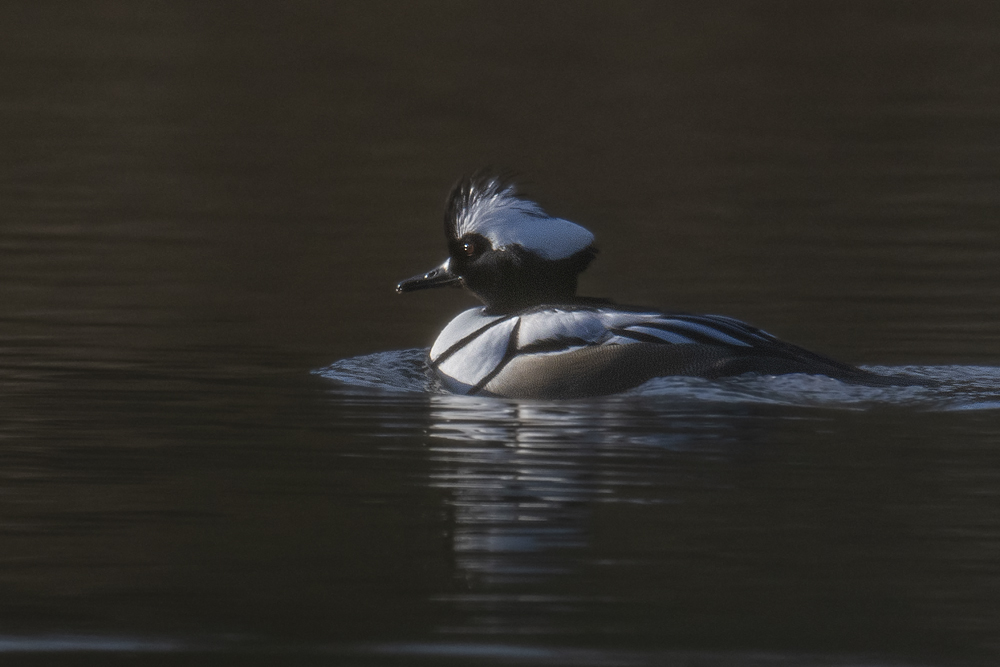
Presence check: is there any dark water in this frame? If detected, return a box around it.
[3,1,1000,665]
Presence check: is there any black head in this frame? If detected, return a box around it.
[398,171,598,313]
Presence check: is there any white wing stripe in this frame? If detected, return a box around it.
[658,320,753,347]
[624,326,695,344]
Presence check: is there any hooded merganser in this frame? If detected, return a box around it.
[397,171,915,399]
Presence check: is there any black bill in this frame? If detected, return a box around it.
[396,259,463,293]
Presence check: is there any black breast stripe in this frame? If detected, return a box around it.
[429,314,517,369]
[468,318,522,396]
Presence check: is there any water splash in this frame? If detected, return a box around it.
[313,348,435,393]
[314,349,1000,412]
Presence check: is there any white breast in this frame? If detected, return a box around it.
[429,307,505,361]
[435,317,519,391]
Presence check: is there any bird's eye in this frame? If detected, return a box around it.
[463,240,477,257]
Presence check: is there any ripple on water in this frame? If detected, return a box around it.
[313,349,1000,412]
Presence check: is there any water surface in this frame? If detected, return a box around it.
[2,1,1000,665]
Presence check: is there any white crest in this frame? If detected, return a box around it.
[452,177,594,261]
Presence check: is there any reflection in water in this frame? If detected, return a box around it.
[0,635,186,653]
[423,394,740,587]
[315,357,1000,652]
[318,351,1000,603]
[428,396,592,585]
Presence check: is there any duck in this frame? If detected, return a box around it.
[397,171,918,399]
